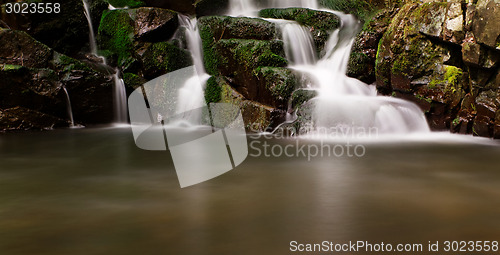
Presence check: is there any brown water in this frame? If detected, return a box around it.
[1,127,500,255]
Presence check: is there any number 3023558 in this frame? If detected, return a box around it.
[4,3,61,14]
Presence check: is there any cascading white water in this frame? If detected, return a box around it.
[280,21,317,65]
[285,11,430,135]
[173,15,211,125]
[62,86,75,127]
[82,0,128,123]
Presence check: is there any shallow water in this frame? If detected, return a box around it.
[1,128,500,255]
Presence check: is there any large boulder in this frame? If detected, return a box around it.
[97,8,192,78]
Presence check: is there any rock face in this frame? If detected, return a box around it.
[0,29,114,130]
[373,0,500,137]
[0,0,108,56]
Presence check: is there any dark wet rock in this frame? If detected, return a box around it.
[0,106,70,131]
[195,0,230,17]
[0,0,108,56]
[254,66,298,109]
[472,0,500,50]
[105,0,145,8]
[0,29,54,68]
[143,0,195,14]
[133,7,178,42]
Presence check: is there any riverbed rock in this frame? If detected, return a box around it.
[143,0,195,14]
[0,106,70,131]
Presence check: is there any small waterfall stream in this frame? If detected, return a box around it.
[82,0,128,124]
[62,86,75,127]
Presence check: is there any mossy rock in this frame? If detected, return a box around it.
[198,16,278,75]
[0,29,54,68]
[123,72,146,91]
[254,66,298,109]
[205,76,222,104]
[140,41,192,79]
[97,9,136,70]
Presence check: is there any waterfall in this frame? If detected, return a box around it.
[82,0,97,55]
[228,0,258,16]
[62,86,75,127]
[82,0,128,124]
[279,22,317,65]
[112,72,128,123]
[172,15,210,125]
[285,11,429,135]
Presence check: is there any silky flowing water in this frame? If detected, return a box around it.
[0,128,499,254]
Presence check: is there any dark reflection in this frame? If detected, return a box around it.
[0,128,500,254]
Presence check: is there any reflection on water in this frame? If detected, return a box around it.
[1,128,500,255]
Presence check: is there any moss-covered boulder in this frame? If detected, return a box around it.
[97,9,136,70]
[214,39,289,105]
[211,76,286,131]
[198,16,278,75]
[139,41,192,79]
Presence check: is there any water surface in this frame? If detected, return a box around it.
[1,128,500,254]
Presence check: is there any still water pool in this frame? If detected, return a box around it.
[1,127,500,254]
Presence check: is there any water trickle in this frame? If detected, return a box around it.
[62,86,75,127]
[279,22,317,65]
[82,0,97,55]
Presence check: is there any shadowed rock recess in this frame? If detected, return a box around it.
[0,0,499,138]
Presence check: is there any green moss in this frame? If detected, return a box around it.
[123,73,145,90]
[452,117,460,126]
[52,53,93,73]
[444,66,463,88]
[0,64,24,71]
[415,94,433,104]
[141,42,192,77]
[256,67,297,101]
[205,76,222,104]
[97,10,135,68]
